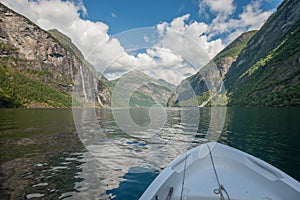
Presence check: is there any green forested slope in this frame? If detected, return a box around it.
[225,0,300,106]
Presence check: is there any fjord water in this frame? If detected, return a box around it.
[0,108,299,199]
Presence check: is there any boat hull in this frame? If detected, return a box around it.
[140,142,300,200]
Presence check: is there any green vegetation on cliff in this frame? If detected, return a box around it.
[227,19,300,106]
[0,60,71,108]
[225,0,300,106]
[0,3,110,108]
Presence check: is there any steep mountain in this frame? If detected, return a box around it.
[168,30,257,107]
[48,29,107,82]
[109,70,175,107]
[169,0,300,107]
[0,3,110,108]
[225,0,300,106]
[47,29,110,106]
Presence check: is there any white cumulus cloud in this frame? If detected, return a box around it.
[200,0,235,16]
[200,0,274,44]
[155,14,223,64]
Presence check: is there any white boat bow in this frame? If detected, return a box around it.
[140,142,300,200]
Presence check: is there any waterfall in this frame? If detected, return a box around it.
[70,64,74,80]
[218,81,223,93]
[95,80,103,107]
[97,95,103,107]
[79,65,88,102]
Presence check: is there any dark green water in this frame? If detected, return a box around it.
[0,108,299,199]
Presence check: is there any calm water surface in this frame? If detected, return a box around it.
[0,108,299,199]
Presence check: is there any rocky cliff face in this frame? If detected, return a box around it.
[168,31,256,106]
[47,29,111,107]
[0,3,110,108]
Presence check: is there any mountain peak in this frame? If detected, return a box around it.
[125,70,148,76]
[222,30,258,53]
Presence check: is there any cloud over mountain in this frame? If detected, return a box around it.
[0,0,275,84]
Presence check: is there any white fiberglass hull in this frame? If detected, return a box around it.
[140,142,300,200]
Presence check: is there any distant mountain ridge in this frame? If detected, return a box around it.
[109,70,175,107]
[169,0,300,107]
[0,3,110,108]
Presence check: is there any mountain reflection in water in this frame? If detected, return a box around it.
[0,107,299,199]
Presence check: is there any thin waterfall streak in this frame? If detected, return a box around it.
[80,65,88,102]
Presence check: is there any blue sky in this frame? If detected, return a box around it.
[0,0,283,84]
[81,0,282,36]
[81,0,200,34]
